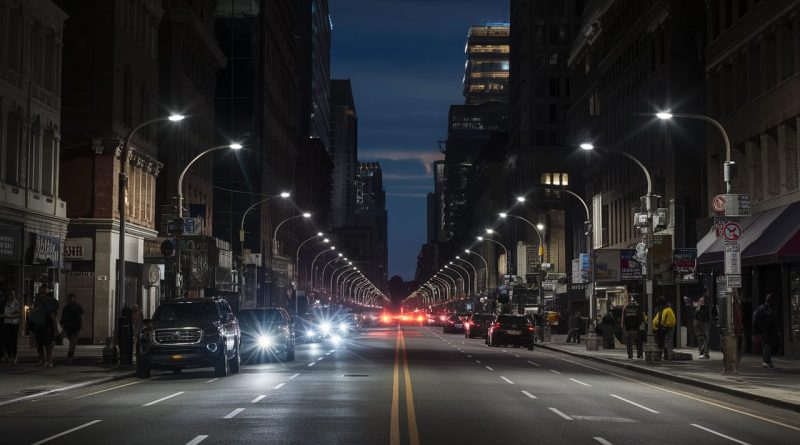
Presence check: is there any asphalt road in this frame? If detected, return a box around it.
[1,326,799,445]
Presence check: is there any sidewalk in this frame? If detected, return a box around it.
[0,341,135,406]
[539,335,800,412]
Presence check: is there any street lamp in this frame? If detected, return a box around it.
[294,232,324,285]
[175,143,242,298]
[445,265,467,297]
[454,256,479,294]
[117,114,185,339]
[432,276,452,301]
[464,249,489,291]
[239,192,292,257]
[439,269,460,298]
[272,212,312,254]
[320,254,345,290]
[310,246,336,289]
[449,262,473,296]
[330,263,354,293]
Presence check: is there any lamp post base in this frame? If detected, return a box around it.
[584,333,600,351]
[721,335,740,375]
[644,335,660,365]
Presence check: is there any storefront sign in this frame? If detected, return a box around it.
[620,249,643,281]
[32,234,61,266]
[594,250,621,283]
[0,225,22,263]
[64,238,93,261]
[673,248,697,284]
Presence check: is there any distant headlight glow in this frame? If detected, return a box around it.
[339,322,349,332]
[257,335,273,348]
[319,322,332,335]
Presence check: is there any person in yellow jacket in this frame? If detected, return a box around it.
[653,296,677,360]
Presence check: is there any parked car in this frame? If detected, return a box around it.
[443,314,468,334]
[465,313,495,339]
[137,298,241,378]
[238,307,295,361]
[486,314,535,350]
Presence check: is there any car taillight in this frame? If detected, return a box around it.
[417,316,424,322]
[528,325,535,332]
[474,323,481,327]
[381,315,390,323]
[492,323,501,330]
[439,315,446,321]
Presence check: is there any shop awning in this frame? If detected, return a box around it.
[697,202,800,267]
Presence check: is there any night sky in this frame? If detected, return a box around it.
[329,0,509,280]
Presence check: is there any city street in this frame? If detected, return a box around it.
[2,326,798,445]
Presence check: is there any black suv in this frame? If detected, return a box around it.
[465,313,494,339]
[137,298,241,378]
[486,314,535,350]
[238,308,295,361]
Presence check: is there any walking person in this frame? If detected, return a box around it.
[653,297,676,360]
[621,295,643,359]
[60,294,83,364]
[693,294,711,359]
[1,289,21,363]
[29,285,59,367]
[753,293,779,369]
[569,311,582,344]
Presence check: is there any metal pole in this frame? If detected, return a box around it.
[310,248,335,289]
[467,250,489,291]
[450,264,471,297]
[454,258,478,294]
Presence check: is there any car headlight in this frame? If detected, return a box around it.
[257,335,273,348]
[319,322,332,335]
[339,322,349,332]
[306,330,316,338]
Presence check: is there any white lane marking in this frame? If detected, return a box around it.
[326,352,332,356]
[142,391,185,407]
[570,378,592,387]
[527,360,541,367]
[500,376,514,384]
[593,437,613,445]
[307,362,316,367]
[467,354,473,358]
[514,354,521,358]
[223,408,245,419]
[550,369,561,374]
[186,435,209,445]
[289,373,301,380]
[485,366,494,371]
[690,424,752,445]
[548,407,574,420]
[31,420,103,445]
[329,349,335,353]
[206,378,218,383]
[273,382,286,390]
[609,394,659,413]
[521,390,537,399]
[251,395,266,403]
[558,357,800,433]
[476,360,481,364]
[71,381,142,400]
[317,357,324,361]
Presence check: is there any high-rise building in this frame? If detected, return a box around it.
[329,79,358,228]
[463,23,510,105]
[355,162,388,289]
[295,0,332,151]
[0,0,68,325]
[56,0,164,342]
[699,0,800,357]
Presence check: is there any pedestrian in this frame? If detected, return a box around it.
[621,295,643,359]
[601,311,616,349]
[59,293,83,364]
[653,296,676,360]
[693,294,711,359]
[569,311,581,344]
[1,289,21,363]
[752,293,779,369]
[131,304,143,350]
[29,285,59,367]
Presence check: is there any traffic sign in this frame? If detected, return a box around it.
[724,242,741,275]
[722,221,742,241]
[713,195,726,214]
[724,274,742,289]
[724,194,751,217]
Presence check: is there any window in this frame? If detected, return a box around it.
[548,52,559,66]
[549,78,560,97]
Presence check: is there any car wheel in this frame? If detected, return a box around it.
[286,343,295,361]
[229,344,241,374]
[136,363,151,379]
[214,346,230,377]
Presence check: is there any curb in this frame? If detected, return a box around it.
[0,370,136,407]
[536,343,800,414]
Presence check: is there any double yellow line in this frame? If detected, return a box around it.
[390,328,420,445]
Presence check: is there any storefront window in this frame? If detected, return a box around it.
[790,266,800,343]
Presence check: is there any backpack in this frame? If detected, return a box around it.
[29,306,47,326]
[623,304,640,330]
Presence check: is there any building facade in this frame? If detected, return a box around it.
[0,0,69,317]
[464,23,510,105]
[355,161,388,290]
[295,0,331,151]
[57,0,165,343]
[700,0,800,357]
[329,79,357,228]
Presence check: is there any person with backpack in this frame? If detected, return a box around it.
[60,293,83,364]
[752,293,778,369]
[653,296,676,360]
[693,294,711,359]
[29,285,59,367]
[621,295,643,359]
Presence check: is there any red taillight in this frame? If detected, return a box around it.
[528,325,535,332]
[439,315,446,321]
[492,323,501,330]
[417,316,423,322]
[381,315,390,323]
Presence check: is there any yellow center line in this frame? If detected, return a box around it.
[400,329,420,445]
[390,328,401,445]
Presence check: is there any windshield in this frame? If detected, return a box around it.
[239,309,285,324]
[153,302,220,322]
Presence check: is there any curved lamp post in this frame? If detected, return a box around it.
[310,246,336,289]
[454,256,479,293]
[465,249,489,291]
[272,212,312,255]
[295,233,325,284]
[449,261,474,295]
[240,192,291,256]
[445,265,468,297]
